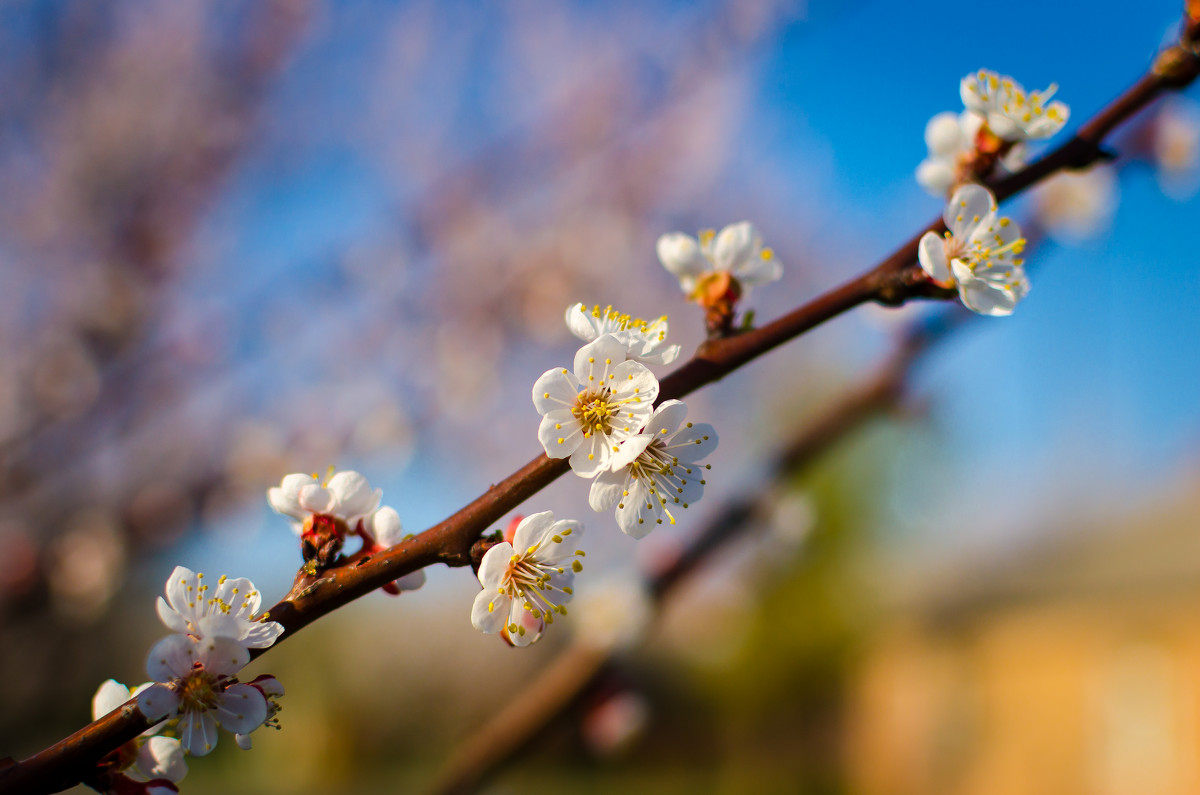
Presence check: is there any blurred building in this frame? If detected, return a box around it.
[847,481,1200,795]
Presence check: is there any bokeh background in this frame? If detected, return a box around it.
[2,0,1199,793]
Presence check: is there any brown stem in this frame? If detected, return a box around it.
[5,15,1199,795]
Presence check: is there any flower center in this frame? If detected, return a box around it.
[585,304,664,336]
[573,389,616,437]
[689,270,741,308]
[499,548,582,626]
[178,668,222,712]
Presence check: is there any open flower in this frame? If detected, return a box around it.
[656,222,782,298]
[268,469,382,566]
[565,303,680,366]
[918,184,1030,316]
[138,635,270,757]
[588,400,717,538]
[155,566,283,650]
[470,511,584,647]
[533,335,659,478]
[917,70,1068,196]
[359,506,427,594]
[960,69,1069,142]
[91,679,187,792]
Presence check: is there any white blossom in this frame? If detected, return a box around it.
[589,400,717,538]
[918,184,1030,316]
[138,635,270,757]
[267,469,381,534]
[533,335,659,478]
[656,221,781,296]
[960,69,1069,142]
[470,511,584,647]
[155,565,283,649]
[916,110,1027,197]
[361,506,427,592]
[565,303,680,366]
[92,680,187,787]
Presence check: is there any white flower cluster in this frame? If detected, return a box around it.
[473,300,717,649]
[535,303,718,535]
[914,68,1064,316]
[918,69,1070,198]
[91,567,286,793]
[136,567,285,758]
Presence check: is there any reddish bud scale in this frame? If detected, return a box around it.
[300,513,348,568]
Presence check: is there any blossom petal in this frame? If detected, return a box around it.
[536,520,584,564]
[951,261,1028,316]
[195,636,251,678]
[477,542,513,589]
[267,473,318,519]
[392,569,426,592]
[196,613,247,642]
[512,511,555,552]
[916,159,955,197]
[564,302,601,342]
[162,566,201,630]
[733,246,782,287]
[472,589,508,633]
[179,709,220,756]
[240,619,284,649]
[146,635,198,682]
[711,221,758,273]
[137,684,180,722]
[669,422,718,463]
[633,342,681,367]
[589,469,626,512]
[297,484,334,514]
[368,506,404,547]
[572,335,630,384]
[538,412,581,459]
[92,679,132,720]
[610,434,652,470]
[944,184,996,239]
[656,232,708,288]
[327,471,381,521]
[925,111,966,157]
[615,483,655,539]
[533,367,580,414]
[918,232,951,284]
[645,400,687,437]
[215,684,269,735]
[506,600,544,647]
[569,432,611,478]
[136,736,187,783]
